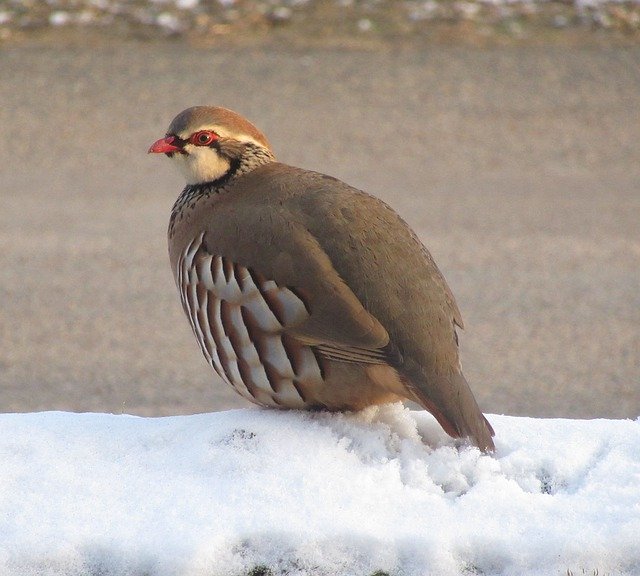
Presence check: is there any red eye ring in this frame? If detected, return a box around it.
[190,131,218,146]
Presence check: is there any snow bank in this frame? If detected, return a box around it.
[1,405,639,576]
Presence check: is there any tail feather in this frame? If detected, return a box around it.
[404,370,495,453]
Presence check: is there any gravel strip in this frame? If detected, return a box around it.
[1,0,639,45]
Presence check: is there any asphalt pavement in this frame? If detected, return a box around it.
[1,43,638,419]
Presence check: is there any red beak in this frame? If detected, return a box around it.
[148,136,182,154]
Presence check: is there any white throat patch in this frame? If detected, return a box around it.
[172,145,231,185]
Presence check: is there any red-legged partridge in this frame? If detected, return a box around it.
[149,106,495,452]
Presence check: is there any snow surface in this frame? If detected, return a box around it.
[1,404,639,576]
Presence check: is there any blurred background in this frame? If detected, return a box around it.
[1,0,639,419]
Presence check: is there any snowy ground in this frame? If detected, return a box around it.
[1,404,639,576]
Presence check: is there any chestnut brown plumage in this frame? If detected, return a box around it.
[150,106,495,452]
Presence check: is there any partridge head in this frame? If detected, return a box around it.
[149,106,495,452]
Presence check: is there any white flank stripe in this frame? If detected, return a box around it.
[179,256,197,337]
[176,257,183,293]
[234,265,253,292]
[245,360,273,395]
[227,302,250,345]
[225,358,245,395]
[242,290,282,332]
[217,261,243,302]
[252,388,279,407]
[195,292,217,369]
[183,234,203,270]
[207,297,228,382]
[198,298,224,378]
[272,288,307,325]
[211,255,224,287]
[275,383,307,408]
[211,298,251,397]
[197,254,214,289]
[187,280,210,363]
[292,347,323,384]
[260,335,295,380]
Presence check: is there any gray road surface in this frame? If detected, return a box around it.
[1,44,639,419]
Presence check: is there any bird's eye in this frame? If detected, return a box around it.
[190,131,218,146]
